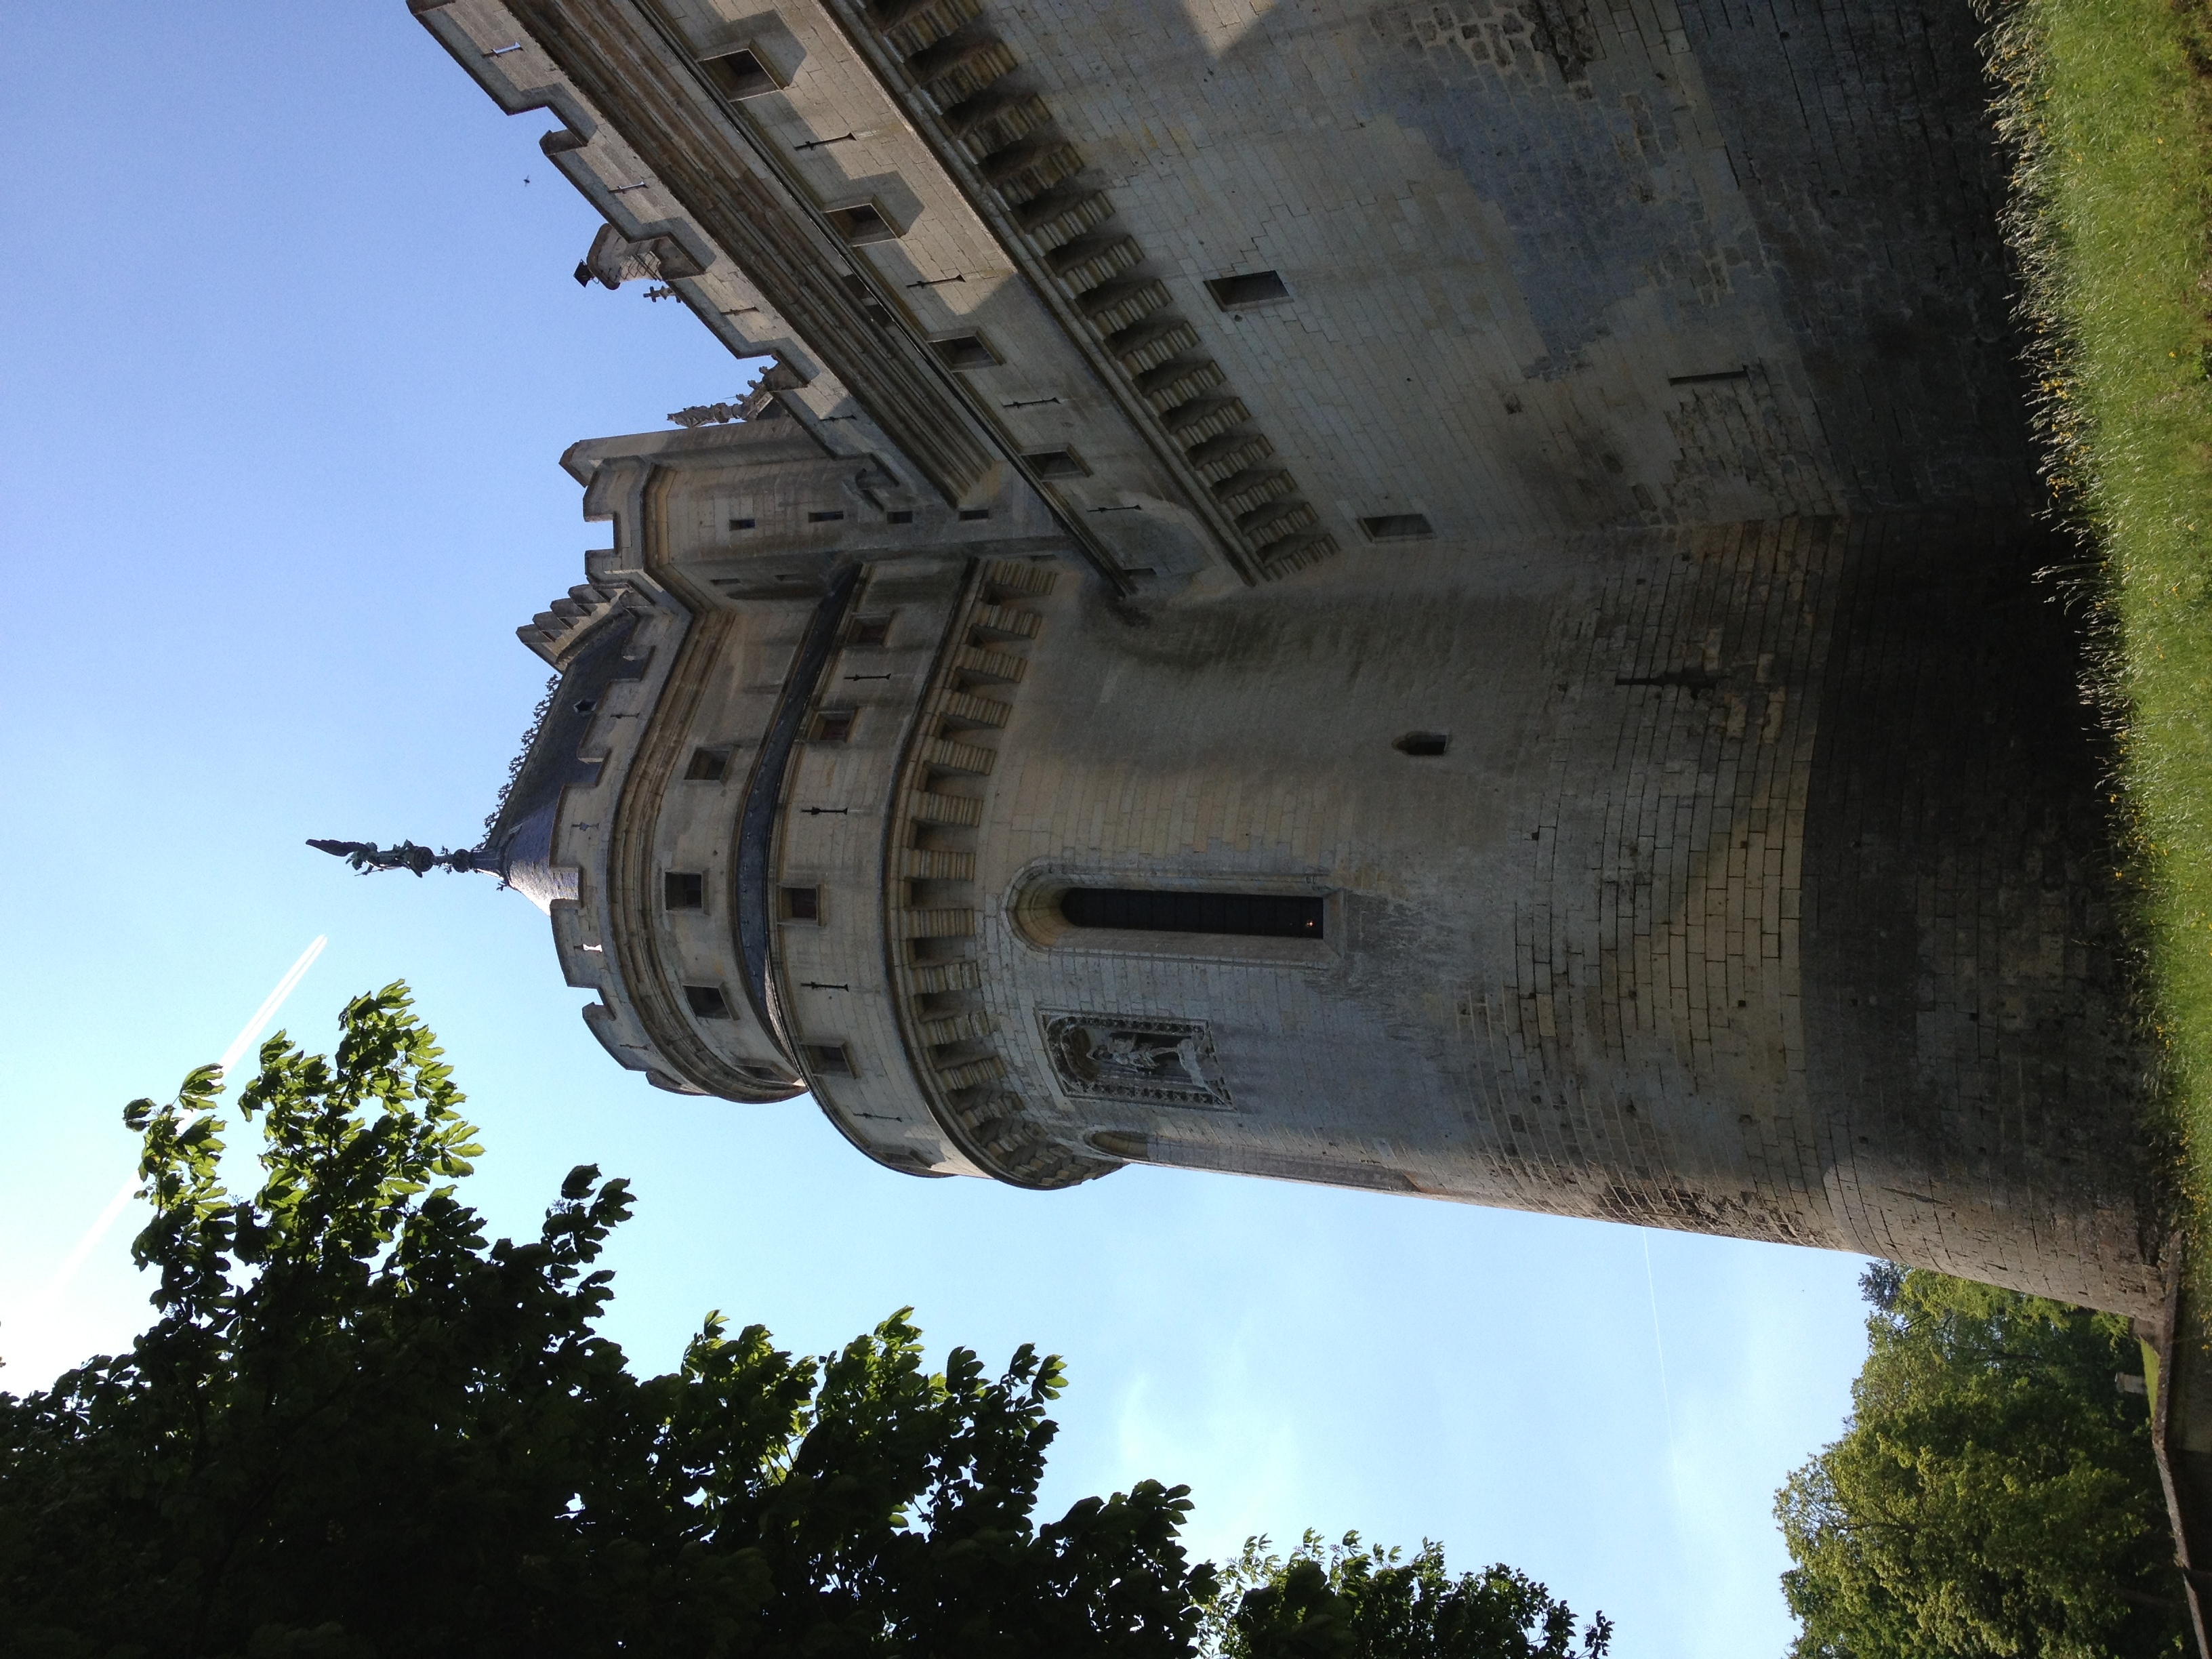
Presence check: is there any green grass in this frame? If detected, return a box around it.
[1990,0,2212,1236]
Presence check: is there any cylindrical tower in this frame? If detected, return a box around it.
[502,419,2160,1317]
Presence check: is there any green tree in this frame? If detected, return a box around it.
[1775,1263,2184,1659]
[1202,1531,1610,1659]
[0,984,1213,1658]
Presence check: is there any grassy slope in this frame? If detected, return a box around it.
[1992,0,2212,1227]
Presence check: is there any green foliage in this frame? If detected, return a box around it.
[1200,1531,1610,1659]
[1775,1265,2183,1659]
[0,983,1213,1658]
[1980,0,2212,1231]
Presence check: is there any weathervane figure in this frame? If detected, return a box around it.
[306,839,491,878]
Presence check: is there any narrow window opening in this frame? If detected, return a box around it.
[730,516,757,531]
[802,1042,853,1076]
[930,333,1000,370]
[664,872,705,910]
[838,273,893,326]
[828,203,900,245]
[811,710,855,743]
[779,886,821,922]
[683,984,731,1018]
[958,508,991,521]
[888,510,915,525]
[1023,448,1089,480]
[1360,513,1434,541]
[684,747,730,781]
[1206,270,1290,309]
[573,698,599,714]
[848,616,893,647]
[699,45,780,100]
[808,509,846,523]
[1059,888,1323,939]
[1394,731,1450,757]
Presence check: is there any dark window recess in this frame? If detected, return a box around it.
[1024,449,1088,480]
[888,510,915,525]
[958,508,991,521]
[930,333,1000,370]
[730,516,756,531]
[779,885,821,922]
[848,616,892,647]
[1059,888,1324,939]
[1394,731,1450,757]
[1206,270,1290,309]
[812,710,855,742]
[838,273,893,326]
[573,698,599,714]
[683,984,731,1018]
[685,747,730,781]
[829,203,900,245]
[664,872,705,910]
[1360,513,1435,541]
[699,46,779,100]
[802,1042,854,1076]
[808,509,846,523]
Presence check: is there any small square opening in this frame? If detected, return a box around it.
[683,984,731,1018]
[1206,270,1290,309]
[664,872,705,910]
[811,710,855,743]
[1359,513,1435,541]
[802,1042,854,1076]
[848,616,893,647]
[828,203,901,245]
[1023,449,1089,480]
[684,747,730,781]
[699,45,780,100]
[958,508,991,521]
[780,885,821,922]
[1394,731,1450,757]
[888,510,915,525]
[930,333,1000,370]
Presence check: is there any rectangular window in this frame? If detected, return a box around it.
[779,886,821,922]
[1206,270,1290,309]
[802,1042,853,1076]
[684,747,730,781]
[664,872,705,910]
[848,616,893,647]
[930,333,1000,370]
[828,203,899,245]
[1023,449,1089,480]
[808,509,846,523]
[958,508,991,521]
[699,45,781,100]
[1359,513,1435,541]
[887,510,914,525]
[729,516,756,531]
[811,710,855,743]
[1059,887,1323,939]
[683,984,731,1018]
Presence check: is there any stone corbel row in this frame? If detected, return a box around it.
[879,558,1119,1187]
[518,581,628,668]
[849,0,1340,582]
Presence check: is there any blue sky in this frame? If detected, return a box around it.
[0,7,1871,1652]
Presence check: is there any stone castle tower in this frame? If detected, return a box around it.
[406,0,2164,1317]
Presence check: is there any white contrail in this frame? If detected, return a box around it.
[24,936,328,1323]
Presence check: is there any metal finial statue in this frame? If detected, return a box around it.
[307,839,493,878]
